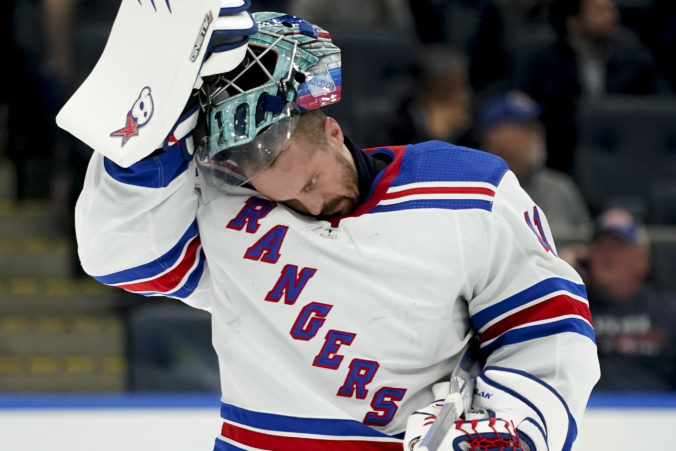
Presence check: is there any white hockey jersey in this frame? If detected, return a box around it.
[75,139,599,450]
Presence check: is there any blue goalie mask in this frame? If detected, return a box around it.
[196,12,342,189]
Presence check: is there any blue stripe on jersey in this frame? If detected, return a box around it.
[480,318,596,356]
[220,402,399,439]
[103,144,190,188]
[369,199,493,214]
[164,248,206,298]
[94,220,199,285]
[131,248,206,298]
[214,439,245,451]
[389,141,509,187]
[471,278,588,331]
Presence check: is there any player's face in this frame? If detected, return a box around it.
[249,117,359,219]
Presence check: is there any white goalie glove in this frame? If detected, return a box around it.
[57,0,255,168]
[404,367,574,451]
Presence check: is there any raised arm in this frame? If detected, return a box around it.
[75,106,214,310]
[65,1,256,310]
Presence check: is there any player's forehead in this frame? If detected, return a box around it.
[253,142,321,196]
[272,136,317,171]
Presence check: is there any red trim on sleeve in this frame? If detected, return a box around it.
[481,295,593,343]
[117,236,201,293]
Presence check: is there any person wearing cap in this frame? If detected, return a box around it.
[580,208,676,391]
[478,90,593,245]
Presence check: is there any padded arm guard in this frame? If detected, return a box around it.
[472,366,578,450]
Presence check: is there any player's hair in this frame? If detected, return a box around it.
[264,109,328,170]
[549,0,584,36]
[293,109,329,151]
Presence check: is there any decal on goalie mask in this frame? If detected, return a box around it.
[195,12,342,190]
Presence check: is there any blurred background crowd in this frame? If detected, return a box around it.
[1,0,675,395]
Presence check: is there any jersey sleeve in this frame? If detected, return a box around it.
[466,170,600,450]
[74,114,211,311]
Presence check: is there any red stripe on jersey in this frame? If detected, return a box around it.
[220,422,402,450]
[117,236,201,293]
[330,146,407,227]
[480,294,593,343]
[384,186,495,200]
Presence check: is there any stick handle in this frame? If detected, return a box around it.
[417,393,463,451]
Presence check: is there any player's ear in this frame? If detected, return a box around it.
[323,116,343,146]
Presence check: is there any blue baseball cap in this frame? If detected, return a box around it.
[478,91,542,131]
[594,208,648,247]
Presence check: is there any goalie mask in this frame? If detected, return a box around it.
[196,12,342,189]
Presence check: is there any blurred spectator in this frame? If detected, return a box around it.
[407,0,511,95]
[519,0,670,174]
[565,208,676,391]
[384,45,475,147]
[7,0,58,199]
[496,0,554,27]
[7,0,102,201]
[287,0,416,148]
[43,0,77,91]
[43,0,119,275]
[648,0,676,92]
[289,0,412,28]
[478,91,593,244]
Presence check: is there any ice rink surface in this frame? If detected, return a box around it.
[1,393,675,450]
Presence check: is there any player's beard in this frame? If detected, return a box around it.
[318,151,360,219]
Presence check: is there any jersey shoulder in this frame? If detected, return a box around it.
[395,140,509,187]
[360,141,509,215]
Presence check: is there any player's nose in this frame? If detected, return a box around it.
[300,194,324,216]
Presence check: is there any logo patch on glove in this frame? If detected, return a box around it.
[110,86,154,146]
